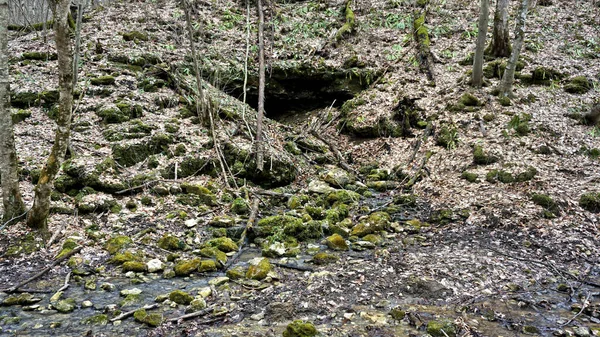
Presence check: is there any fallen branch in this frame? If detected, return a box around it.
[225,197,259,270]
[412,10,435,83]
[1,246,83,293]
[310,130,360,180]
[110,303,160,322]
[166,304,215,322]
[272,262,314,272]
[561,292,591,326]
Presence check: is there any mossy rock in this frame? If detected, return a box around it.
[427,319,456,337]
[514,166,537,182]
[326,190,361,205]
[246,257,272,280]
[180,183,217,206]
[579,192,600,213]
[351,212,390,237]
[56,239,78,260]
[199,247,227,266]
[522,66,565,85]
[54,298,76,313]
[436,125,459,149]
[283,220,324,241]
[122,31,148,42]
[205,237,238,253]
[169,290,194,305]
[486,169,514,184]
[226,266,246,280]
[473,145,498,165]
[1,293,41,306]
[254,215,303,238]
[162,155,217,179]
[283,320,318,337]
[111,250,142,265]
[461,171,478,183]
[325,204,349,225]
[174,258,201,276]
[122,261,147,272]
[198,259,218,273]
[498,95,512,106]
[326,233,348,251]
[133,308,163,327]
[11,109,31,124]
[90,75,116,86]
[531,193,559,217]
[21,51,57,61]
[105,235,132,254]
[10,92,39,108]
[112,133,173,167]
[322,167,355,187]
[459,93,482,107]
[230,198,249,215]
[312,252,339,265]
[83,314,109,325]
[564,76,592,94]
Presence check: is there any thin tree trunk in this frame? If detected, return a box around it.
[0,0,26,223]
[72,2,82,87]
[499,0,529,97]
[182,0,206,124]
[487,0,510,57]
[472,0,489,87]
[27,0,74,231]
[255,0,265,171]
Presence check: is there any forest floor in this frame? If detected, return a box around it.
[1,0,600,336]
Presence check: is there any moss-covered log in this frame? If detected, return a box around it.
[334,0,355,43]
[412,11,434,82]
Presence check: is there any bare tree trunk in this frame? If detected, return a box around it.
[472,0,489,87]
[27,0,73,231]
[487,0,510,57]
[498,0,529,98]
[72,1,82,87]
[182,0,206,124]
[0,0,26,223]
[255,0,265,171]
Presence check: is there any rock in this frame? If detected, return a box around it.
[262,242,287,257]
[104,235,132,255]
[198,260,217,272]
[122,261,147,272]
[326,190,361,205]
[226,266,246,280]
[283,320,318,337]
[389,306,405,320]
[322,167,355,187]
[199,247,228,266]
[197,287,212,298]
[169,290,194,305]
[205,237,238,253]
[133,308,163,327]
[190,298,206,311]
[325,234,349,251]
[184,219,197,228]
[351,212,390,237]
[230,198,249,215]
[83,313,108,325]
[84,278,97,290]
[246,257,272,280]
[81,300,93,308]
[427,320,456,337]
[120,288,142,296]
[312,252,339,265]
[157,235,185,251]
[174,258,201,276]
[573,326,591,337]
[307,180,336,194]
[54,298,76,313]
[100,283,115,291]
[265,302,295,322]
[146,259,164,273]
[1,293,41,306]
[208,215,237,228]
[180,183,218,206]
[208,276,229,286]
[352,240,376,250]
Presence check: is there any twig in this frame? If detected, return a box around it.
[110,303,160,322]
[310,130,360,179]
[560,292,590,326]
[1,246,83,293]
[272,262,314,272]
[225,198,259,270]
[0,208,30,231]
[166,304,215,322]
[57,271,71,292]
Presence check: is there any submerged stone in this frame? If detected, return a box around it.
[427,320,456,337]
[205,237,238,253]
[54,298,76,313]
[283,320,318,337]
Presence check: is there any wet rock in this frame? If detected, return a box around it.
[100,283,115,291]
[54,298,76,313]
[197,287,212,298]
[389,306,406,320]
[226,266,246,280]
[307,180,336,194]
[122,261,147,273]
[265,302,295,322]
[208,276,229,286]
[427,320,456,337]
[133,308,163,327]
[81,300,93,308]
[147,259,164,273]
[169,290,193,305]
[84,278,97,290]
[246,257,272,280]
[104,235,132,255]
[83,314,108,325]
[198,260,217,272]
[189,298,206,311]
[322,167,355,187]
[283,320,318,337]
[120,288,142,296]
[205,237,238,253]
[174,258,201,276]
[157,235,185,251]
[326,233,349,251]
[1,293,42,306]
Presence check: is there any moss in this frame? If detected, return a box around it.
[199,247,228,266]
[21,51,57,61]
[531,193,559,217]
[111,250,141,264]
[312,252,339,265]
[326,190,361,205]
[11,109,31,124]
[169,290,194,305]
[413,13,429,48]
[83,314,109,325]
[325,204,349,225]
[498,95,512,106]
[226,266,246,280]
[389,307,406,320]
[515,166,537,182]
[205,237,238,253]
[335,0,355,42]
[473,145,498,165]
[198,259,218,272]
[105,235,132,255]
[122,30,148,42]
[459,93,482,107]
[486,169,514,183]
[436,125,459,149]
[112,133,173,167]
[56,239,78,260]
[90,75,116,86]
[283,320,318,337]
[564,76,592,94]
[305,206,325,220]
[326,233,349,250]
[287,196,303,209]
[174,258,201,276]
[284,141,302,155]
[461,171,478,183]
[141,195,153,205]
[180,183,217,206]
[579,192,600,213]
[427,320,456,337]
[522,325,540,334]
[255,215,303,238]
[230,198,248,215]
[133,309,163,327]
[362,234,382,245]
[54,298,76,313]
[122,261,147,272]
[283,220,324,241]
[524,66,564,85]
[416,0,428,6]
[10,92,39,108]
[2,293,41,306]
[246,257,272,280]
[158,235,185,251]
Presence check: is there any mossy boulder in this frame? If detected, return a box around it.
[77,193,120,214]
[105,235,132,254]
[112,133,173,167]
[110,250,141,264]
[21,51,57,61]
[322,167,355,187]
[122,261,147,272]
[230,198,249,214]
[90,75,116,86]
[162,155,217,179]
[427,319,456,337]
[56,239,78,260]
[312,252,339,265]
[389,307,406,321]
[205,237,238,253]
[199,247,228,266]
[180,183,217,206]
[246,257,272,280]
[351,212,391,237]
[564,76,592,94]
[133,308,162,327]
[54,298,76,313]
[198,260,218,273]
[174,258,201,276]
[157,235,185,251]
[283,220,324,241]
[580,192,600,213]
[283,320,318,337]
[96,103,140,124]
[325,233,349,251]
[226,266,247,280]
[326,190,361,205]
[11,109,31,124]
[83,314,109,325]
[523,66,565,85]
[169,290,194,305]
[254,215,302,238]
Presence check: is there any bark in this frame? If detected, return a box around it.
[0,0,26,223]
[472,0,489,87]
[499,0,529,97]
[255,0,265,171]
[487,0,510,57]
[27,0,74,231]
[412,11,434,82]
[182,0,206,124]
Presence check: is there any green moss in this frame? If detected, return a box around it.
[111,250,141,265]
[325,204,349,225]
[515,166,537,182]
[199,247,228,266]
[312,252,339,265]
[486,169,514,183]
[389,307,406,320]
[531,193,559,217]
[56,239,78,260]
[413,14,430,47]
[326,190,361,205]
[83,314,109,325]
[205,237,238,253]
[105,235,132,255]
[326,233,349,251]
[427,320,456,337]
[11,109,31,124]
[351,212,390,237]
[283,220,324,241]
[133,308,163,327]
[180,183,218,206]
[122,31,148,42]
[90,75,116,86]
[283,320,318,337]
[335,0,355,41]
[112,133,173,167]
[459,93,482,107]
[564,76,592,94]
[522,326,540,334]
[230,198,249,215]
[174,258,201,276]
[498,95,511,106]
[246,257,272,280]
[436,125,459,149]
[580,192,600,213]
[305,205,325,220]
[473,145,498,165]
[226,266,246,280]
[287,196,303,209]
[169,290,194,305]
[255,215,303,238]
[122,261,147,272]
[141,195,153,205]
[54,298,76,313]
[198,259,217,272]
[430,209,454,225]
[158,235,185,251]
[416,0,428,6]
[461,171,478,183]
[524,66,564,85]
[508,114,531,136]
[21,52,57,61]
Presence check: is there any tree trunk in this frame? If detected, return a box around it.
[487,0,510,57]
[255,0,265,171]
[0,0,26,223]
[182,0,206,124]
[27,0,74,231]
[498,0,529,97]
[472,0,489,87]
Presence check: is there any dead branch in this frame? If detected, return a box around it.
[310,130,360,180]
[225,197,259,270]
[110,303,160,322]
[272,262,314,272]
[166,304,215,322]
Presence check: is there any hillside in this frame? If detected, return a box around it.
[1,0,599,336]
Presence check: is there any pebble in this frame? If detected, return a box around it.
[120,288,142,296]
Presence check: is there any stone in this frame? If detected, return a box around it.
[169,290,194,305]
[322,167,355,187]
[325,234,349,251]
[174,258,201,276]
[190,298,206,311]
[120,288,142,296]
[209,276,229,286]
[283,320,317,337]
[246,257,272,280]
[146,259,164,273]
[54,298,76,313]
[307,180,336,194]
